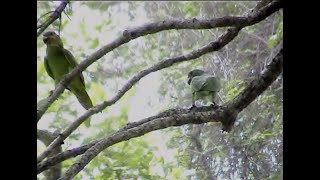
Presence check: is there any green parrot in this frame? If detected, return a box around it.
[42,31,93,125]
[187,69,221,108]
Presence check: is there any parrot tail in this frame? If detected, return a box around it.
[75,90,93,110]
[75,90,93,127]
[69,87,93,127]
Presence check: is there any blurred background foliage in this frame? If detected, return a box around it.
[37,1,283,179]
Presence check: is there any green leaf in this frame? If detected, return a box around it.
[89,38,100,49]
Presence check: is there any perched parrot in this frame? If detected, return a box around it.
[187,69,221,108]
[42,31,93,126]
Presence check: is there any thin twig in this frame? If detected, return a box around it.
[37,11,55,29]
[37,1,70,37]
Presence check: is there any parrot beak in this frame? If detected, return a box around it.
[43,36,49,44]
[187,78,191,85]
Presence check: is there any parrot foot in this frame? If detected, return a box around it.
[189,104,197,110]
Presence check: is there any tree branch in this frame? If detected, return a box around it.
[222,48,283,131]
[36,0,282,123]
[37,129,58,145]
[54,47,283,179]
[37,1,70,37]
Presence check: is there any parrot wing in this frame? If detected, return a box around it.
[191,75,221,92]
[62,48,86,88]
[44,56,55,80]
[190,76,210,92]
[201,75,221,92]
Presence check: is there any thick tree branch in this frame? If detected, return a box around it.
[36,0,282,123]
[57,47,283,179]
[37,1,69,37]
[222,48,283,131]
